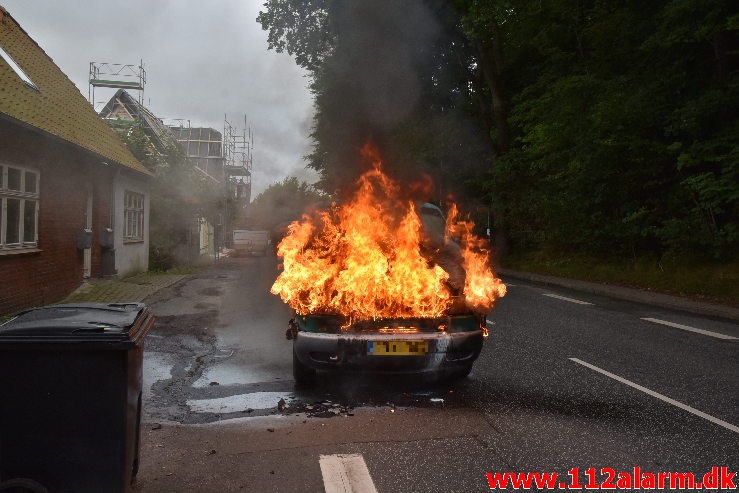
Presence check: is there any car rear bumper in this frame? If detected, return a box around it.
[293,330,484,375]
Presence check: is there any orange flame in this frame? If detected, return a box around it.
[445,203,507,312]
[271,148,505,322]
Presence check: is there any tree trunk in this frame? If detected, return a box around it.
[474,19,510,155]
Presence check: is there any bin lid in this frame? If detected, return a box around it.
[0,302,152,345]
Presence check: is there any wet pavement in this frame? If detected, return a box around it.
[140,256,293,425]
[61,257,738,430]
[139,256,470,426]
[48,255,737,492]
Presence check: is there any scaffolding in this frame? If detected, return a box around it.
[168,122,225,183]
[88,61,145,111]
[223,115,253,205]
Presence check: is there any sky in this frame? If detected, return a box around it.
[2,0,318,198]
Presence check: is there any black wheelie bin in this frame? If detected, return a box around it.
[0,302,154,493]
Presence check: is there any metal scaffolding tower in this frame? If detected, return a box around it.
[88,61,145,111]
[223,115,253,205]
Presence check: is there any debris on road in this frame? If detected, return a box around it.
[283,400,355,418]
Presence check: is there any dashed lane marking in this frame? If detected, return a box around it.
[320,454,378,493]
[542,293,593,305]
[569,358,739,434]
[641,317,737,341]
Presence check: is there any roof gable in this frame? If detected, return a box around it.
[0,6,151,176]
[100,89,177,152]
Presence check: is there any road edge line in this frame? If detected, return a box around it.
[641,317,737,340]
[569,357,739,434]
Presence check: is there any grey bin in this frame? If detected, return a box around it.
[0,303,154,493]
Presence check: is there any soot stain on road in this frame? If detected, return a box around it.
[145,310,220,423]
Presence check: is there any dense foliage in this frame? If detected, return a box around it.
[258,0,738,261]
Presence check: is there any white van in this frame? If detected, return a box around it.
[232,230,270,256]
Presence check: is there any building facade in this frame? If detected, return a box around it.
[0,6,151,315]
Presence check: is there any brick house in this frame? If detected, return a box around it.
[0,6,152,316]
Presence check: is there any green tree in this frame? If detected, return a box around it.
[259,0,498,205]
[248,176,327,231]
[258,0,739,261]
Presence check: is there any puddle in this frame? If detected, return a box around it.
[186,391,294,414]
[143,351,174,400]
[193,361,291,387]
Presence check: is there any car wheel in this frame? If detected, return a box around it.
[293,349,317,386]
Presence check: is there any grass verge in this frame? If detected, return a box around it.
[501,252,739,306]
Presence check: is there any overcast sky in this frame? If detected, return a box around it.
[2,0,318,197]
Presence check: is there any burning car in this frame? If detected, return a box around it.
[272,147,506,384]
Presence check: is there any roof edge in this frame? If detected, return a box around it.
[0,111,153,177]
[1,6,88,106]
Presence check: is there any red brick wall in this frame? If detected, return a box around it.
[1,122,116,316]
[91,172,114,277]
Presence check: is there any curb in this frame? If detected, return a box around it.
[497,268,739,323]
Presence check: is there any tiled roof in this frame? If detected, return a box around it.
[100,89,177,152]
[0,6,151,176]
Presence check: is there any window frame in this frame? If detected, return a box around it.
[0,45,39,91]
[123,190,145,242]
[1,163,40,251]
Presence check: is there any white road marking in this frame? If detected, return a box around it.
[543,293,593,305]
[569,358,739,434]
[320,454,378,493]
[641,317,737,341]
[486,319,495,326]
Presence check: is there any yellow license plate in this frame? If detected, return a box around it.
[367,340,428,355]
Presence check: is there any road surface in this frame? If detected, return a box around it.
[136,255,738,492]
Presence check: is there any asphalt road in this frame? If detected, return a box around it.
[135,255,738,492]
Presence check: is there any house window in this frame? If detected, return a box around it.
[0,45,39,90]
[1,164,39,250]
[123,191,144,241]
